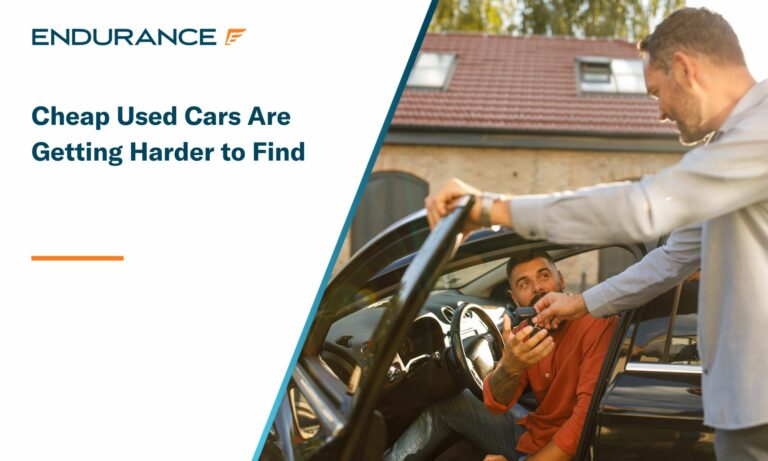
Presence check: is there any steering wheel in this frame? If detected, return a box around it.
[449,303,505,399]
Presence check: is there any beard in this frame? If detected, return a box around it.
[671,83,711,145]
[529,291,551,306]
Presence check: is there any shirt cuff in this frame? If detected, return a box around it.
[582,285,619,318]
[508,195,551,240]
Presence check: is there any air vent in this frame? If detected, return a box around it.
[442,305,475,323]
[335,335,353,348]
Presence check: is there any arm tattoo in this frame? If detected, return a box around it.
[489,365,522,405]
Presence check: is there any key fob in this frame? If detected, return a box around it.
[527,325,543,341]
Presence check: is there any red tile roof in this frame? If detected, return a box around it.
[392,33,678,137]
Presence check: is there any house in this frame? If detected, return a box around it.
[338,32,687,274]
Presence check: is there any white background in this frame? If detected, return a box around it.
[0,1,431,460]
[688,0,768,80]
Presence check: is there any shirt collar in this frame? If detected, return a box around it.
[719,79,768,134]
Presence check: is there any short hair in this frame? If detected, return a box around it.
[638,7,746,71]
[506,251,555,283]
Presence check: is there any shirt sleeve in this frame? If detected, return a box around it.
[551,317,618,456]
[582,224,702,317]
[508,127,768,245]
[483,367,529,414]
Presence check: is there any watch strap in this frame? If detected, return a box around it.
[480,192,504,228]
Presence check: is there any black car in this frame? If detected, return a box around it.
[260,197,712,461]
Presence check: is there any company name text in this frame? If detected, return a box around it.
[32,28,218,46]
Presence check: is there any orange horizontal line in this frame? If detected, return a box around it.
[31,255,124,261]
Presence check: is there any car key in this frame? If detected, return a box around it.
[527,325,543,341]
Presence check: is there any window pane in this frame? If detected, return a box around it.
[599,246,639,282]
[407,52,456,89]
[610,58,643,75]
[631,288,677,363]
[581,62,611,83]
[630,275,700,365]
[558,246,637,293]
[615,73,646,94]
[578,58,646,95]
[434,259,506,290]
[472,247,637,305]
[557,251,600,293]
[611,59,645,94]
[669,278,700,365]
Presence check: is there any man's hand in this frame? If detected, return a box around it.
[425,178,514,232]
[526,440,572,461]
[483,455,508,461]
[424,178,482,230]
[500,314,554,374]
[488,315,555,405]
[532,292,589,329]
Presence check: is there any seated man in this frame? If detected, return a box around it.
[384,251,617,461]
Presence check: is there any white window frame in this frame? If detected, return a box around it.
[406,52,457,91]
[576,56,647,96]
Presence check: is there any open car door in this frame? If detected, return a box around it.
[262,197,474,461]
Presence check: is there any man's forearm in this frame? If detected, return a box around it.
[488,365,522,405]
[527,440,571,461]
[582,225,701,317]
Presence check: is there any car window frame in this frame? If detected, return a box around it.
[625,278,703,374]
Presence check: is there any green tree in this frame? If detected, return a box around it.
[430,0,515,33]
[429,0,686,40]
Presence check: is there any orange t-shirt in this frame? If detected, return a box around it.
[482,315,617,456]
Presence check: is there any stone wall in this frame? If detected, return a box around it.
[333,143,684,273]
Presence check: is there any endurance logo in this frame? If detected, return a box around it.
[32,28,247,46]
[225,29,246,46]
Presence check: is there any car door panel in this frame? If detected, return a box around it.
[593,279,714,461]
[596,371,712,460]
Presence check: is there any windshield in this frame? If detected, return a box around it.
[433,259,506,290]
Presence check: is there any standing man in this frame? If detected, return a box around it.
[425,7,768,460]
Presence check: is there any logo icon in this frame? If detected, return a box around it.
[225,28,246,46]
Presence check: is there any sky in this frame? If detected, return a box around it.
[687,0,768,80]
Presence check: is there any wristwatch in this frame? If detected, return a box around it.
[480,192,506,228]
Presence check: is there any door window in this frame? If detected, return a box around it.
[630,274,700,366]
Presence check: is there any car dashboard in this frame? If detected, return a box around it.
[321,289,507,414]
